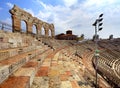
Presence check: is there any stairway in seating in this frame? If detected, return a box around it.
[0,31,53,88]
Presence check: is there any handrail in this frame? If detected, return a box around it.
[0,21,37,37]
[0,21,12,31]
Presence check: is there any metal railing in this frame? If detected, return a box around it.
[0,21,12,31]
[0,21,49,38]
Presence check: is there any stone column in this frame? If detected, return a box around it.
[50,24,55,37]
[51,30,55,37]
[45,30,49,37]
[11,15,21,32]
[36,24,43,38]
[27,22,32,34]
[43,23,49,38]
[38,28,44,38]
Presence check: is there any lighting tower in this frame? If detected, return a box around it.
[92,13,103,88]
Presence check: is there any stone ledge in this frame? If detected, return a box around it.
[0,76,30,88]
[0,65,9,84]
[0,49,40,84]
[13,68,36,86]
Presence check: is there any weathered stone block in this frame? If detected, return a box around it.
[31,77,49,88]
[22,61,38,70]
[0,65,9,84]
[36,66,49,77]
[0,43,9,49]
[0,76,30,88]
[48,69,60,77]
[71,81,80,88]
[60,74,68,81]
[60,81,72,88]
[0,51,10,61]
[13,68,36,86]
[9,58,26,74]
[9,49,18,57]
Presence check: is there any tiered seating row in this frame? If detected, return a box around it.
[114,59,120,78]
[0,47,53,88]
[93,55,120,87]
[0,45,49,84]
[98,61,120,86]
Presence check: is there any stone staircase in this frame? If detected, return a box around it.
[0,30,120,88]
[0,31,91,88]
[0,31,53,88]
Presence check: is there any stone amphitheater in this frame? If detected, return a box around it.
[0,5,120,88]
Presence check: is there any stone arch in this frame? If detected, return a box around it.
[48,29,52,37]
[9,5,55,38]
[21,20,27,32]
[41,26,45,36]
[32,24,37,34]
[9,5,33,34]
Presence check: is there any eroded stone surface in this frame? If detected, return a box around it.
[0,65,9,84]
[9,5,55,38]
[13,68,36,86]
[31,77,49,88]
[0,76,30,88]
[60,81,72,88]
[31,50,90,88]
[36,66,49,77]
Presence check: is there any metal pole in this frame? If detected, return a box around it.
[95,56,98,88]
[95,23,98,88]
[93,13,103,88]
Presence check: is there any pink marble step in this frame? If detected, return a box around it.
[36,66,49,77]
[0,49,38,84]
[0,76,30,88]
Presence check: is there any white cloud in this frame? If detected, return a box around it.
[83,0,117,8]
[6,2,14,8]
[63,0,78,7]
[36,11,52,21]
[24,8,35,16]
[35,0,53,10]
[8,0,114,38]
[32,0,120,38]
[3,18,12,25]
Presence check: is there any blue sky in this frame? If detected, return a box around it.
[0,0,120,39]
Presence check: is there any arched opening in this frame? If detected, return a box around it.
[21,20,27,33]
[41,26,45,36]
[49,29,52,37]
[32,25,37,34]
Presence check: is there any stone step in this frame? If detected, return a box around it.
[13,68,36,86]
[0,44,49,61]
[0,48,53,87]
[0,43,10,49]
[0,48,18,61]
[0,76,30,88]
[0,45,37,61]
[0,65,9,84]
[0,48,40,84]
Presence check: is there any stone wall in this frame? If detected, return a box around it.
[9,5,55,38]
